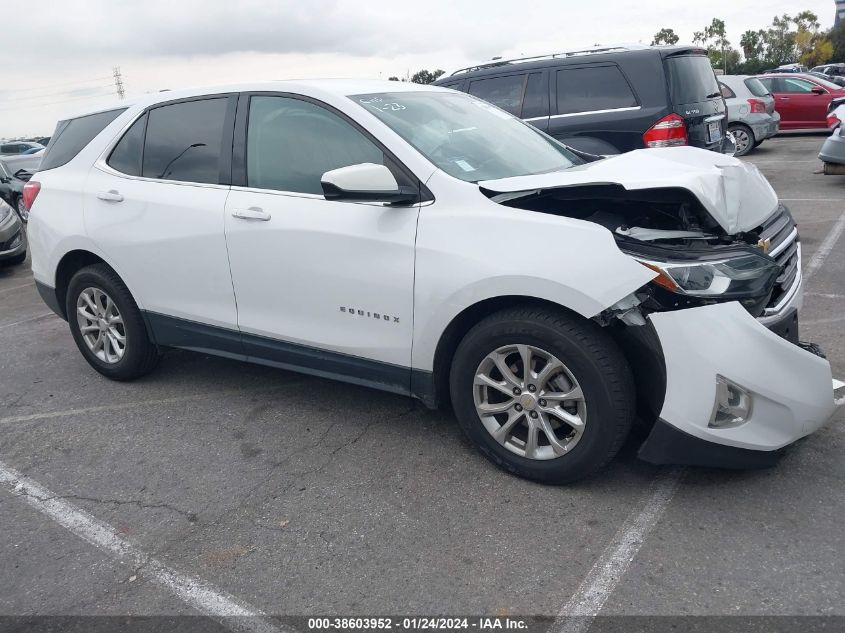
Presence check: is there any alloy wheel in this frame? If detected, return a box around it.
[16,197,28,222]
[473,344,586,460]
[76,287,126,364]
[732,128,751,156]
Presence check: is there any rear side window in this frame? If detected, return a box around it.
[39,108,126,171]
[246,96,384,195]
[555,65,638,115]
[744,78,770,97]
[719,82,735,99]
[107,114,146,176]
[468,75,526,115]
[142,98,228,184]
[665,55,720,105]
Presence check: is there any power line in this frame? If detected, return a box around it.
[113,67,125,100]
[0,86,113,103]
[11,76,114,93]
[0,91,116,112]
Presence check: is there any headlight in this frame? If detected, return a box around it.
[639,252,782,299]
[0,200,12,224]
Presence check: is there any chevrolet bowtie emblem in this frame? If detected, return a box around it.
[757,238,771,254]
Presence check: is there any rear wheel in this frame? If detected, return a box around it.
[66,264,160,380]
[729,124,755,157]
[449,306,635,484]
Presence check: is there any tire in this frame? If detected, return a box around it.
[15,195,28,223]
[729,124,755,157]
[66,263,160,380]
[449,306,635,484]
[2,250,26,266]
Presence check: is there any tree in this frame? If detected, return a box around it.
[410,69,445,84]
[801,38,833,67]
[652,28,679,46]
[693,18,740,73]
[740,29,766,64]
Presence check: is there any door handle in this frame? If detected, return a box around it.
[97,190,124,202]
[231,207,271,221]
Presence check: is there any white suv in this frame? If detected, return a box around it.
[25,80,842,483]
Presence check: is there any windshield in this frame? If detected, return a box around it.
[807,74,843,90]
[351,91,580,182]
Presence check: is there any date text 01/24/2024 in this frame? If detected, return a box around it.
[307,618,528,630]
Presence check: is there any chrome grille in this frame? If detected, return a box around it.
[759,205,800,316]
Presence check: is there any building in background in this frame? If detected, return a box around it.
[837,0,845,25]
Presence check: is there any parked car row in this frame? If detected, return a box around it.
[0,140,45,155]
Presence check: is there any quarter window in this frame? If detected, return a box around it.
[719,82,735,99]
[468,75,526,115]
[107,114,146,176]
[556,65,638,115]
[246,96,384,195]
[142,98,228,184]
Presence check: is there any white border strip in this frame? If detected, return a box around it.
[805,212,845,281]
[0,460,282,633]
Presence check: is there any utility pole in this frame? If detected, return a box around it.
[113,66,125,100]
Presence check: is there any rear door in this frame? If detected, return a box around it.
[466,72,550,131]
[549,62,641,153]
[86,96,239,338]
[664,54,725,151]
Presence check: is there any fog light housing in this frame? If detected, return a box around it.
[709,375,752,428]
[8,233,21,249]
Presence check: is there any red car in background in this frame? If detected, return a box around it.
[757,73,845,129]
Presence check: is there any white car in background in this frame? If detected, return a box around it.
[23,80,843,483]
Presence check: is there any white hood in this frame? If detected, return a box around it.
[479,146,779,235]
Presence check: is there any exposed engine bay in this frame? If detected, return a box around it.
[488,184,797,320]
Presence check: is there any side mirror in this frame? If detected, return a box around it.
[321,163,417,204]
[811,86,826,95]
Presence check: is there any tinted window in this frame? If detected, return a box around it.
[0,145,15,154]
[758,77,774,92]
[665,55,720,105]
[744,78,770,97]
[142,98,228,183]
[556,65,637,115]
[247,96,384,195]
[780,78,816,93]
[107,114,146,176]
[468,75,526,115]
[39,108,126,171]
[522,73,548,118]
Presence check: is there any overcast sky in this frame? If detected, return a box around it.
[1,0,835,137]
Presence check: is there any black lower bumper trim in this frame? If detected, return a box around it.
[35,281,65,320]
[638,418,783,469]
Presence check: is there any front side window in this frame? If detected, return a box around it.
[142,98,228,184]
[468,75,527,115]
[246,96,383,195]
[352,91,580,182]
[780,78,817,93]
[556,65,638,115]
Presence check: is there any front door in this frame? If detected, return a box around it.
[224,94,420,392]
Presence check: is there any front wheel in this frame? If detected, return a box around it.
[66,263,160,380]
[449,307,635,484]
[729,124,755,157]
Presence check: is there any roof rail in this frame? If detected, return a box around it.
[448,43,651,76]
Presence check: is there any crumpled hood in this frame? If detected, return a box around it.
[479,146,779,234]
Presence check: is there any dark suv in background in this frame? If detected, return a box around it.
[434,45,726,155]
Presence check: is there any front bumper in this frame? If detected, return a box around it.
[819,128,845,165]
[638,302,842,467]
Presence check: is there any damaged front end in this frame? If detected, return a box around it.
[483,177,841,468]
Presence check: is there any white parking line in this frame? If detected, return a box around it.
[0,460,283,633]
[0,312,54,330]
[806,212,845,280]
[779,198,845,202]
[0,281,35,294]
[0,388,280,426]
[552,468,684,633]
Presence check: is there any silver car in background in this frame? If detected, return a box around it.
[718,75,780,157]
